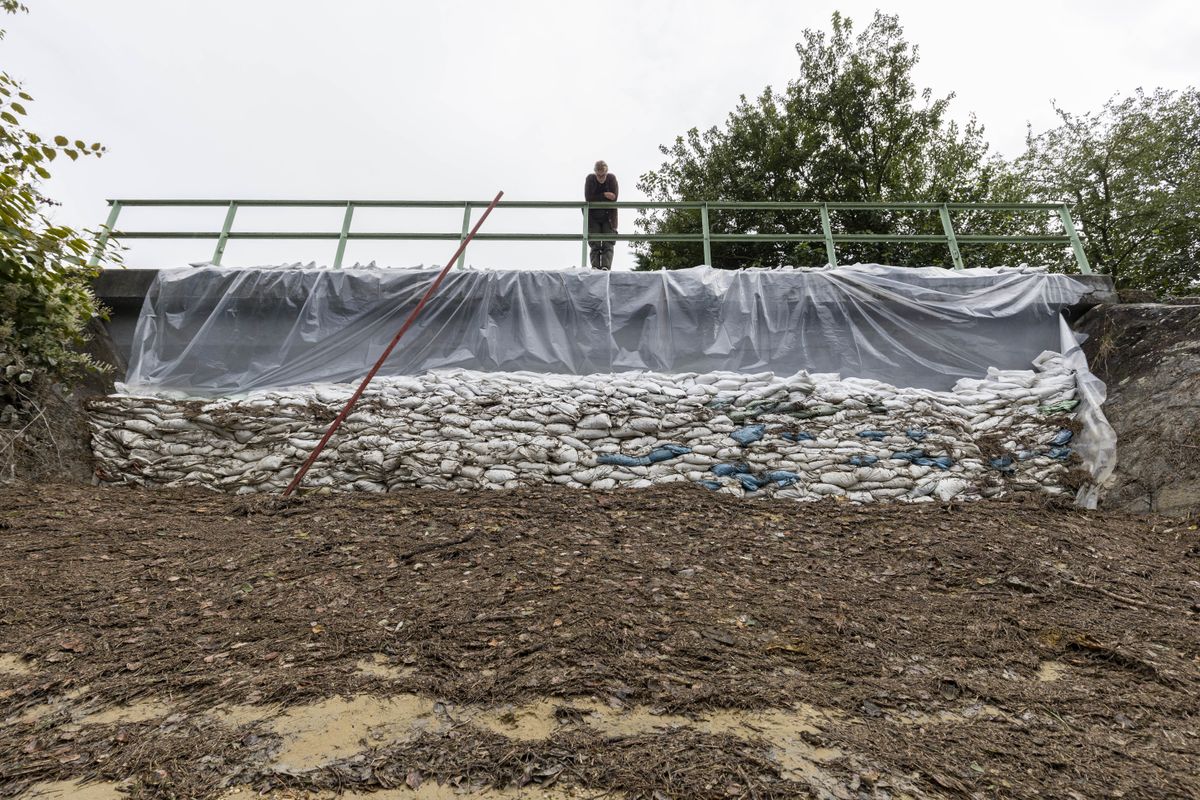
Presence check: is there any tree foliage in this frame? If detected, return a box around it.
[1,1,118,414]
[1018,88,1200,294]
[635,12,1022,270]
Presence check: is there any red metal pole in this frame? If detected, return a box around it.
[282,190,504,496]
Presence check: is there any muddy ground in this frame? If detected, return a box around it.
[1,484,1198,800]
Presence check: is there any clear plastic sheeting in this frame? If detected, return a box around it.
[125,264,1101,393]
[1058,315,1117,507]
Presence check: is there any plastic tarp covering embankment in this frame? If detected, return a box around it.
[126,264,1098,394]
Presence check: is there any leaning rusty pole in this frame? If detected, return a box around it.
[282,190,505,496]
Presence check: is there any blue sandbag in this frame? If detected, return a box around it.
[730,424,766,446]
[712,462,751,477]
[1050,429,1073,446]
[597,453,650,467]
[764,470,800,486]
[781,431,815,442]
[647,443,691,463]
[699,480,722,490]
[913,455,954,470]
[599,443,691,468]
[857,430,887,441]
[905,429,928,441]
[848,455,879,466]
[989,455,1015,473]
[1017,450,1037,461]
[738,473,766,491]
[1048,446,1072,460]
[890,449,925,461]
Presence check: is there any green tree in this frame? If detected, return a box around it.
[1018,88,1200,295]
[1,1,117,407]
[635,11,1026,271]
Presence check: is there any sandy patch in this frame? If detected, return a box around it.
[466,697,842,785]
[0,653,35,676]
[562,700,842,781]
[469,698,562,741]
[208,702,281,728]
[20,779,125,799]
[1037,660,1068,682]
[270,694,440,772]
[209,691,846,785]
[355,653,416,680]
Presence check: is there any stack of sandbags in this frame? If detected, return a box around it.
[90,353,1082,501]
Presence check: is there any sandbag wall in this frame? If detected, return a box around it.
[89,353,1085,502]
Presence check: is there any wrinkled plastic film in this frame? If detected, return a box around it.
[1058,316,1117,508]
[126,264,1098,393]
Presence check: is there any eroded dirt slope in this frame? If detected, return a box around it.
[1078,302,1200,515]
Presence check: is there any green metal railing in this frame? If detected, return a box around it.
[89,200,1091,273]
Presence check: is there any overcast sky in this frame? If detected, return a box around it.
[5,0,1197,269]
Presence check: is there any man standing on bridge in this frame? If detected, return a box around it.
[584,160,618,270]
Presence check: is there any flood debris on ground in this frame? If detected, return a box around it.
[1,483,1197,799]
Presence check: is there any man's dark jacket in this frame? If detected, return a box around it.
[584,173,619,229]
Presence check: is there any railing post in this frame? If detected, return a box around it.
[581,203,590,268]
[939,204,965,270]
[456,203,473,269]
[212,201,238,266]
[88,201,122,267]
[333,202,355,269]
[819,203,836,267]
[700,202,712,266]
[1058,204,1092,274]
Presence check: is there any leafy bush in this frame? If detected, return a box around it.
[1,2,119,411]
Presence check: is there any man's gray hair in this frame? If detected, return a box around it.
[594,160,608,171]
